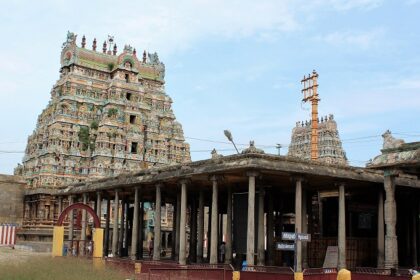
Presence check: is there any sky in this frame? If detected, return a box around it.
[0,0,419,174]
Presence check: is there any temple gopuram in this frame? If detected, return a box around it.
[288,114,347,166]
[15,32,190,245]
[20,32,190,189]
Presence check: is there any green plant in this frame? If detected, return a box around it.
[107,108,118,117]
[78,126,90,151]
[90,120,99,130]
[107,63,114,71]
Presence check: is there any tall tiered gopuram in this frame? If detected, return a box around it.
[288,114,348,165]
[21,32,190,189]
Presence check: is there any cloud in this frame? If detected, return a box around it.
[316,29,384,49]
[306,0,383,11]
[321,76,420,118]
[99,1,299,55]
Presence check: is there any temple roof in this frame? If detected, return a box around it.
[368,141,420,177]
[60,32,165,82]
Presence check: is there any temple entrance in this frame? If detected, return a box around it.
[52,203,103,258]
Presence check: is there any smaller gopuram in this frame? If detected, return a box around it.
[288,114,348,165]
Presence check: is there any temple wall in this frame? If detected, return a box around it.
[0,174,25,225]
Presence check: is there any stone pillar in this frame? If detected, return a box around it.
[302,189,308,269]
[179,180,188,265]
[384,173,398,268]
[153,184,162,260]
[190,196,198,263]
[104,197,111,257]
[318,194,324,237]
[225,186,233,264]
[81,193,88,256]
[124,200,129,256]
[68,195,74,247]
[257,186,265,265]
[111,189,119,257]
[171,200,177,260]
[338,183,346,269]
[207,204,212,261]
[247,171,258,266]
[58,196,63,216]
[197,190,205,263]
[175,192,181,260]
[118,197,126,256]
[210,176,219,264]
[96,192,102,223]
[267,190,274,265]
[138,196,144,259]
[295,178,303,272]
[131,186,140,259]
[377,190,385,268]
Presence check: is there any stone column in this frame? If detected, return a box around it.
[175,192,181,260]
[377,190,385,268]
[96,192,102,223]
[267,190,274,265]
[171,200,177,260]
[210,175,219,264]
[338,183,346,269]
[257,186,265,265]
[247,171,258,266]
[131,186,140,259]
[384,173,398,268]
[179,180,188,265]
[104,197,111,257]
[225,186,233,264]
[68,195,74,246]
[118,197,126,256]
[58,196,63,215]
[207,204,212,261]
[302,189,308,269]
[111,189,120,257]
[81,193,88,256]
[138,196,144,259]
[295,178,303,272]
[153,184,162,260]
[197,190,205,263]
[190,196,198,263]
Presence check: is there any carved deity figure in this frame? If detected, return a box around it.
[382,130,405,149]
[62,31,77,48]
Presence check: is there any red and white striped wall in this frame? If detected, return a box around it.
[0,225,17,246]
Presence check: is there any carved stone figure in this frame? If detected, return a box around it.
[382,130,405,149]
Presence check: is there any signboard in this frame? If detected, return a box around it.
[297,233,311,242]
[276,242,295,251]
[282,232,296,241]
[281,232,311,242]
[323,246,338,268]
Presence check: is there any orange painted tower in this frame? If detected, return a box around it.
[301,70,320,161]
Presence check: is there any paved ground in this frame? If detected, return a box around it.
[0,246,50,264]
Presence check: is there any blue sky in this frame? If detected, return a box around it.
[0,0,419,174]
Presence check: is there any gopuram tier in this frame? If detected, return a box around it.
[20,32,191,189]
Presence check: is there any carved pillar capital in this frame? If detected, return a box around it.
[209,174,224,182]
[246,170,259,177]
[290,175,306,184]
[179,178,191,186]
